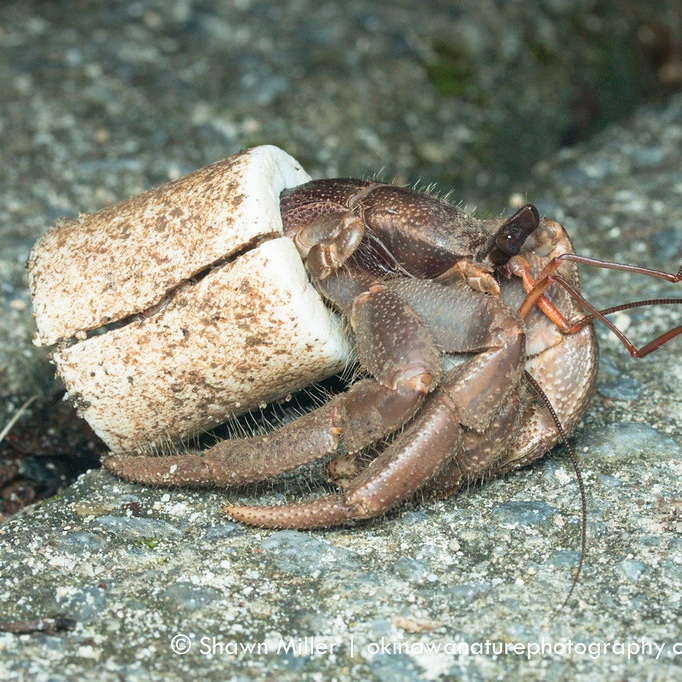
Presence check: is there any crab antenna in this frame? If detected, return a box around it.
[524,370,586,616]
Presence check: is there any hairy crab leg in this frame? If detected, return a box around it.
[226,286,526,527]
[226,349,524,528]
[103,379,427,486]
[225,375,468,528]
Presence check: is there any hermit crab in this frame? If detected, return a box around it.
[28,146,681,530]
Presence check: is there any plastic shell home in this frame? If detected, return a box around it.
[28,146,351,453]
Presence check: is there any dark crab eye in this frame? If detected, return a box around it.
[495,232,522,256]
[487,204,540,265]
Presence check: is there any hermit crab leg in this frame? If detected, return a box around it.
[225,373,469,528]
[103,379,426,487]
[278,391,525,529]
[226,284,526,528]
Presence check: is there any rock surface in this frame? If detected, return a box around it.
[1,2,681,680]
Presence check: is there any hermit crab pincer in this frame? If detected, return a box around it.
[28,146,681,531]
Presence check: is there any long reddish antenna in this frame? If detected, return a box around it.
[513,255,680,357]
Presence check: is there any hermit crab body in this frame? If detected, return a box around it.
[28,146,680,530]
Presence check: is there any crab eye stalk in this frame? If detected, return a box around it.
[486,204,540,266]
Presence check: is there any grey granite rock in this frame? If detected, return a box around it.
[1,1,681,680]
